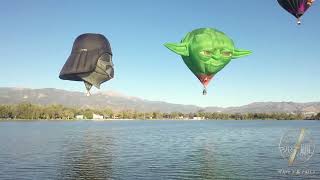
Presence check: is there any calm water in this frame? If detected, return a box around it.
[0,120,320,180]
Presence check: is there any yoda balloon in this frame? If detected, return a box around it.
[164,28,252,95]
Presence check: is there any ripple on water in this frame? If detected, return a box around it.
[0,120,320,179]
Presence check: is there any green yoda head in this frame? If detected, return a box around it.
[164,28,251,94]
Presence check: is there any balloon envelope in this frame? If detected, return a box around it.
[59,33,114,95]
[164,28,252,94]
[277,0,313,22]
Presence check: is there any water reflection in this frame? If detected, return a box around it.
[1,121,320,179]
[198,141,216,179]
[188,135,219,179]
[190,133,238,179]
[58,128,114,179]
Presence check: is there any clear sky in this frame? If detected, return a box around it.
[0,0,319,107]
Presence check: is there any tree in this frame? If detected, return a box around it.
[15,103,37,119]
[0,105,14,119]
[83,109,93,119]
[169,112,180,119]
[152,111,162,119]
[102,108,113,118]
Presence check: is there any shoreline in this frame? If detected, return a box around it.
[0,118,318,121]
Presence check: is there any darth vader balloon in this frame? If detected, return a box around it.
[59,33,114,96]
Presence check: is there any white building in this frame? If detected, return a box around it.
[193,116,204,120]
[93,113,104,120]
[75,115,84,119]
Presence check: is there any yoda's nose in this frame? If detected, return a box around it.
[212,54,221,60]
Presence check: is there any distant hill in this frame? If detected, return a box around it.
[219,102,320,114]
[0,87,319,114]
[0,87,201,113]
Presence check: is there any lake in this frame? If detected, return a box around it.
[0,120,319,179]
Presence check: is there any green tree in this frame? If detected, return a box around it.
[83,109,93,119]
[0,105,14,119]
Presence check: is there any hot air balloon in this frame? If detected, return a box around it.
[164,28,251,95]
[59,33,114,96]
[277,0,315,25]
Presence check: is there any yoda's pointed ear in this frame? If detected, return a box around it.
[164,43,189,56]
[232,49,252,59]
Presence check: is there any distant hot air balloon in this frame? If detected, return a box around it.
[164,28,252,95]
[277,0,315,25]
[59,33,114,96]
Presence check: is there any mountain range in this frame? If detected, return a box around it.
[0,87,319,114]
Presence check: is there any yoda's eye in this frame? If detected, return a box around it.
[221,51,232,57]
[200,50,212,57]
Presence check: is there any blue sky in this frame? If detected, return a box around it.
[0,0,319,107]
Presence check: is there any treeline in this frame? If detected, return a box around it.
[0,103,319,120]
[306,113,320,120]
